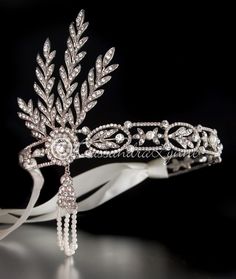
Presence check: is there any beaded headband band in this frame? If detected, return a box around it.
[7,10,223,256]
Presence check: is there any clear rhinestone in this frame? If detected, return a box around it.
[161,120,169,128]
[126,145,135,153]
[199,156,207,163]
[81,126,90,135]
[197,125,203,132]
[124,121,132,129]
[146,131,154,140]
[51,137,73,160]
[163,143,171,151]
[209,134,217,146]
[218,144,223,151]
[153,137,160,144]
[84,150,93,158]
[32,149,41,157]
[57,142,67,153]
[192,133,200,142]
[115,133,125,143]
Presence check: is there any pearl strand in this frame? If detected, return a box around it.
[56,208,78,256]
[57,208,64,251]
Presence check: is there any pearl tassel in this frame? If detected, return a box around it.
[57,208,78,256]
[57,167,78,256]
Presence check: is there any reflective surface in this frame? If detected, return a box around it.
[0,225,235,279]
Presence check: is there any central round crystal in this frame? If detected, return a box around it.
[57,142,67,153]
[51,138,73,160]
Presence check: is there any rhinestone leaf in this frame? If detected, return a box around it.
[96,55,103,81]
[43,38,51,58]
[103,47,115,67]
[36,67,45,87]
[85,101,97,112]
[76,9,85,27]
[17,98,29,113]
[102,64,119,76]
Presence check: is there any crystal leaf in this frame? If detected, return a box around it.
[73,93,80,116]
[175,127,192,137]
[56,98,63,116]
[68,109,74,127]
[88,89,104,101]
[66,83,78,98]
[17,98,28,113]
[47,64,55,78]
[35,67,45,87]
[48,50,56,63]
[43,38,51,58]
[76,51,86,63]
[48,94,54,109]
[36,54,46,74]
[88,68,95,90]
[77,37,88,50]
[105,141,119,149]
[34,83,47,103]
[38,101,50,120]
[85,101,97,112]
[102,64,119,76]
[76,9,85,27]
[96,55,103,81]
[69,23,76,40]
[81,81,88,102]
[57,82,66,100]
[18,112,31,121]
[103,47,115,67]
[59,66,68,89]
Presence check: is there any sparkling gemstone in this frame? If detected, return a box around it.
[81,126,90,135]
[197,125,203,132]
[124,121,132,129]
[32,149,41,157]
[51,137,73,160]
[161,120,169,128]
[199,156,207,163]
[115,133,125,143]
[84,150,93,158]
[153,137,160,144]
[146,131,154,140]
[209,134,217,146]
[192,133,200,142]
[126,145,135,153]
[57,142,67,153]
[163,143,171,151]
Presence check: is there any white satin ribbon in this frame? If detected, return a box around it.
[0,158,168,240]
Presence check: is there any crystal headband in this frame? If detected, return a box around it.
[20,120,222,172]
[0,10,223,256]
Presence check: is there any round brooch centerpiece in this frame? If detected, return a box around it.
[45,128,79,165]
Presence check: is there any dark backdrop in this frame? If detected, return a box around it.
[0,1,235,275]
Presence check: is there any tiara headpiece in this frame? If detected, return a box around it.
[15,10,223,256]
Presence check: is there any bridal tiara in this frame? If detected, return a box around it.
[13,10,223,256]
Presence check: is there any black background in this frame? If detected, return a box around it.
[0,0,235,275]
